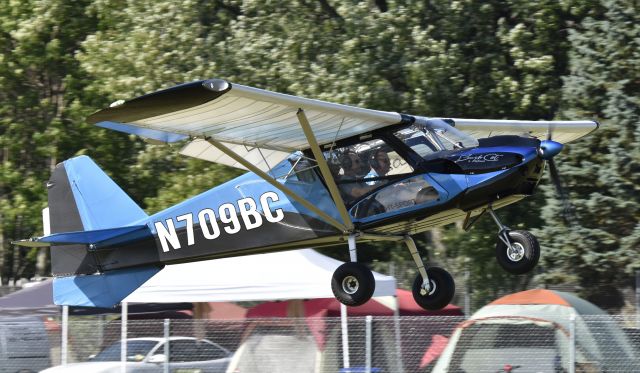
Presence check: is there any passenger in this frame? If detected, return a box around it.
[365,148,391,185]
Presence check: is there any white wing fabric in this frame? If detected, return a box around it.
[451,118,598,143]
[88,79,598,171]
[179,138,291,172]
[88,79,404,152]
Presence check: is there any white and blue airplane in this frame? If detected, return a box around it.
[15,79,597,310]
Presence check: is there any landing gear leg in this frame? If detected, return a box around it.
[405,236,455,310]
[331,235,376,306]
[488,205,540,275]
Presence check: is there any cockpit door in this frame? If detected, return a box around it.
[349,174,449,221]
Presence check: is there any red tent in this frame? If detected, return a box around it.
[246,289,463,318]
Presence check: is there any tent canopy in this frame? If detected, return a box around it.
[433,289,638,372]
[126,249,397,303]
[246,289,462,318]
[0,279,191,316]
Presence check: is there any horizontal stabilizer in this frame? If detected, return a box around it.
[53,266,161,308]
[13,225,150,248]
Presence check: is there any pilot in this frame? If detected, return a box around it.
[365,148,391,185]
[338,150,371,203]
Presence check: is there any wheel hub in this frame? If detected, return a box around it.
[419,279,437,297]
[342,275,360,294]
[507,242,525,262]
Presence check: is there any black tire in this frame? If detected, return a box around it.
[331,262,376,306]
[495,230,540,274]
[412,267,455,311]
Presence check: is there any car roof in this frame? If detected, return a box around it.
[126,337,201,342]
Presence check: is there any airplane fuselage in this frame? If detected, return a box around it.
[123,135,544,268]
[54,132,545,276]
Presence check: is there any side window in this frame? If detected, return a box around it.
[351,176,440,218]
[323,139,413,206]
[195,342,228,360]
[169,340,199,363]
[269,152,317,183]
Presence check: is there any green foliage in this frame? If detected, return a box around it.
[0,0,98,281]
[0,0,636,313]
[537,0,639,309]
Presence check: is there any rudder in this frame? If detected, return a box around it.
[48,156,149,275]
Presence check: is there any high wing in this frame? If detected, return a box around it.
[450,118,598,144]
[88,79,405,151]
[88,78,598,170]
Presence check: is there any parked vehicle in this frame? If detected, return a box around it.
[41,337,231,373]
[0,316,51,373]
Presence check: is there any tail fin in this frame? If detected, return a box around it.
[48,155,148,232]
[47,155,149,276]
[44,156,160,307]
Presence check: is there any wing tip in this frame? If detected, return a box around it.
[202,79,232,93]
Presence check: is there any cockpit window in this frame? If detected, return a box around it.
[323,138,413,205]
[395,119,478,157]
[269,152,318,183]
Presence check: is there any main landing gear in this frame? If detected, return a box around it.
[405,236,455,310]
[331,235,455,310]
[331,236,376,306]
[487,206,540,275]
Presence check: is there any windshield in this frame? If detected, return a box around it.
[395,118,478,157]
[91,340,158,362]
[322,137,413,206]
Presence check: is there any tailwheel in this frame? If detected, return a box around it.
[495,230,540,274]
[412,267,455,311]
[331,262,375,306]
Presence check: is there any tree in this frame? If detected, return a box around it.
[537,0,639,310]
[0,0,102,282]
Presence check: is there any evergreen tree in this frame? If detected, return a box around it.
[537,0,639,310]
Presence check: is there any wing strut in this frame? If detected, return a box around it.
[204,138,349,233]
[297,109,354,231]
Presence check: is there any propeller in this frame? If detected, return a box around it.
[540,128,576,225]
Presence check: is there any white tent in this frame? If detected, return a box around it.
[125,249,397,302]
[123,249,398,371]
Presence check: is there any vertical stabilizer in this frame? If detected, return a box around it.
[48,156,149,276]
[48,155,148,231]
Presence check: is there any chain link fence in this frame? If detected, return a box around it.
[2,314,638,372]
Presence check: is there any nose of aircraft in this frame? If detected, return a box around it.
[538,140,563,160]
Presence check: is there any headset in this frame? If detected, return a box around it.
[340,150,359,170]
[369,148,389,171]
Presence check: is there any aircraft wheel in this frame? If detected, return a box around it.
[331,262,375,306]
[412,267,455,311]
[495,230,540,274]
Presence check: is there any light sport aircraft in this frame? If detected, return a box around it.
[15,79,597,310]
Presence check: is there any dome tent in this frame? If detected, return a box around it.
[433,289,638,372]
